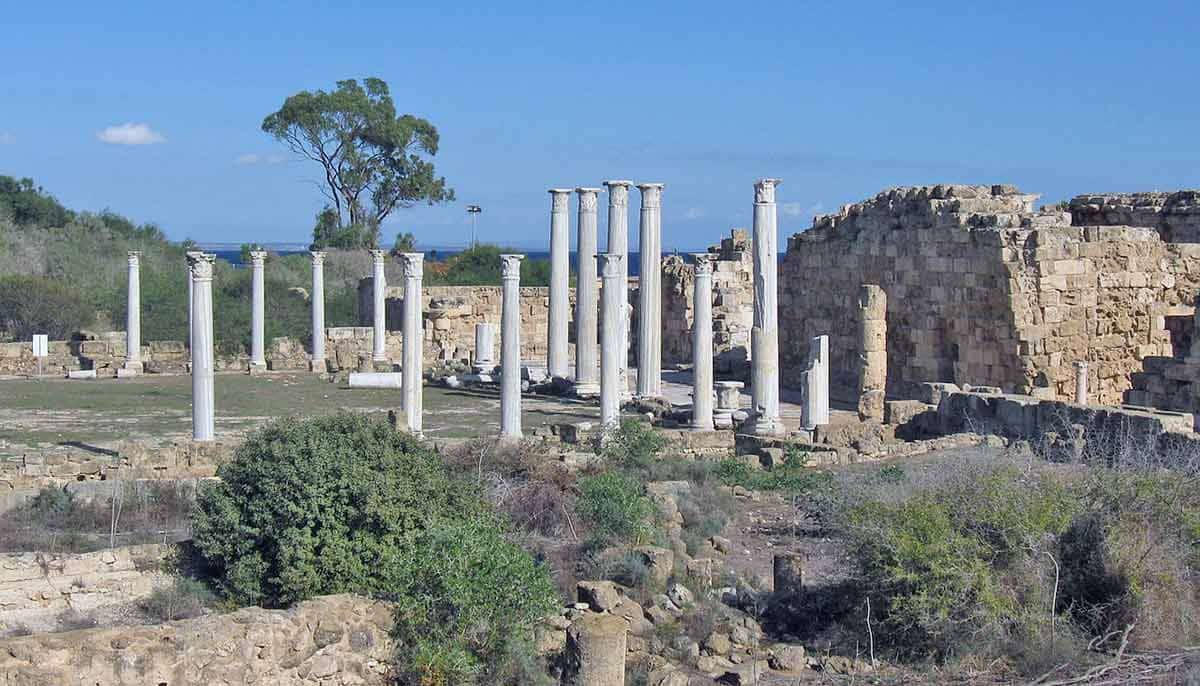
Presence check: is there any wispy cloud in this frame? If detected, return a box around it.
[0,132,14,145]
[97,123,166,145]
[683,207,707,220]
[235,152,289,166]
[780,201,824,218]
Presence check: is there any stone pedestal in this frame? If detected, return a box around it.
[599,253,625,431]
[189,253,216,442]
[370,250,388,362]
[604,180,633,397]
[565,613,627,686]
[248,251,267,372]
[574,187,602,395]
[123,251,142,374]
[473,322,496,375]
[400,253,424,434]
[1074,361,1089,405]
[857,285,887,421]
[802,335,830,429]
[309,252,327,373]
[548,188,572,379]
[500,254,525,439]
[691,254,714,430]
[637,183,664,398]
[749,179,782,435]
[714,382,744,429]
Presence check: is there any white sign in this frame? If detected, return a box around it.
[31,335,48,358]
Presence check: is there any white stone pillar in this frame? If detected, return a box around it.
[1074,361,1089,405]
[548,188,572,379]
[189,253,216,441]
[473,323,496,374]
[637,183,664,398]
[124,251,142,373]
[599,252,625,430]
[370,250,388,363]
[691,254,714,431]
[857,285,888,421]
[750,178,783,436]
[401,253,424,434]
[310,251,326,373]
[248,251,267,372]
[802,335,830,429]
[186,250,202,362]
[500,254,525,439]
[574,188,602,395]
[604,180,633,398]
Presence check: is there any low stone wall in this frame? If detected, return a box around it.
[0,544,170,633]
[0,593,394,685]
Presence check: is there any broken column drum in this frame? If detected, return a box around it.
[547,188,572,379]
[473,322,496,374]
[691,254,714,430]
[599,252,625,430]
[574,188,602,395]
[248,250,267,371]
[189,253,216,442]
[370,250,388,362]
[499,254,525,439]
[1074,361,1089,405]
[750,179,783,435]
[802,335,830,429]
[637,183,665,398]
[857,284,887,421]
[401,252,424,434]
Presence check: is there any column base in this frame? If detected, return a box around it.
[121,360,143,373]
[747,415,785,437]
[116,368,139,379]
[309,359,327,373]
[248,361,268,376]
[572,381,600,397]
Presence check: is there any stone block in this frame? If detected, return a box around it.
[67,369,97,380]
[347,372,402,388]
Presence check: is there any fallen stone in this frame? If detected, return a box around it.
[347,372,402,388]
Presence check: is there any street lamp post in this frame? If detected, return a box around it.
[467,205,482,248]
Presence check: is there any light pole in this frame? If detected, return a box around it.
[467,205,482,248]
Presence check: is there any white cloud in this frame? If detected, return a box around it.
[97,123,166,145]
[781,201,825,218]
[235,152,288,166]
[0,132,14,145]
[683,207,707,220]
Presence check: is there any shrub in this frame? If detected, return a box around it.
[576,472,655,548]
[141,577,216,621]
[600,420,670,472]
[0,274,95,340]
[716,457,831,494]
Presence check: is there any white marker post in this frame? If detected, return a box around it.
[32,334,48,378]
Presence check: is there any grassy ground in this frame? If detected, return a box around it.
[0,373,601,446]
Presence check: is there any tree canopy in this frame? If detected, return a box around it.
[262,78,454,249]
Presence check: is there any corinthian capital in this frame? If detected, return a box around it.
[400,252,424,279]
[500,254,524,280]
[754,178,782,204]
[692,253,714,277]
[637,183,664,209]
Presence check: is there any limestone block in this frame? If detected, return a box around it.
[347,372,402,388]
[565,613,627,686]
[859,320,887,353]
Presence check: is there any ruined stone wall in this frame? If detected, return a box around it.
[660,229,754,375]
[0,594,394,685]
[0,334,188,377]
[1071,191,1200,243]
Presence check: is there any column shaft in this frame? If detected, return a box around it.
[599,253,624,430]
[604,180,632,398]
[370,250,388,362]
[310,252,326,372]
[1074,361,1089,405]
[857,285,887,421]
[473,323,495,373]
[802,335,830,429]
[691,255,714,430]
[637,183,664,397]
[186,251,202,362]
[249,251,267,370]
[401,253,424,433]
[750,179,782,435]
[190,253,216,441]
[548,189,572,378]
[500,254,525,439]
[125,251,142,371]
[574,188,602,394]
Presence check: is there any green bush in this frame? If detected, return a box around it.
[0,274,95,340]
[426,243,550,287]
[141,577,216,621]
[715,457,831,494]
[192,413,558,684]
[600,420,670,472]
[576,472,655,548]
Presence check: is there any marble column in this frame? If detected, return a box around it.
[400,253,424,434]
[691,254,714,431]
[186,250,203,362]
[189,253,216,442]
[370,250,388,362]
[802,335,830,429]
[857,285,887,421]
[500,254,525,439]
[473,323,496,374]
[548,188,572,379]
[749,178,783,435]
[573,188,602,395]
[248,251,267,372]
[604,180,633,398]
[637,183,664,398]
[124,251,142,373]
[599,252,624,430]
[310,251,326,372]
[1074,361,1089,405]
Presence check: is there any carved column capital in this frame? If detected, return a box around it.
[500,254,524,280]
[604,180,633,208]
[549,188,572,212]
[369,249,387,265]
[127,251,141,266]
[597,252,624,278]
[400,252,424,279]
[692,253,714,277]
[248,250,267,267]
[636,183,664,209]
[310,251,326,265]
[754,178,782,204]
[188,253,215,281]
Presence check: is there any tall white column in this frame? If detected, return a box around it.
[401,253,424,434]
[599,252,625,430]
[637,183,664,398]
[691,254,714,431]
[604,180,633,399]
[1074,361,1089,405]
[189,253,216,442]
[750,178,783,436]
[802,335,830,429]
[186,250,203,363]
[248,251,267,372]
[310,251,326,373]
[370,249,388,363]
[500,254,525,439]
[548,188,572,379]
[574,188,602,395]
[124,251,142,373]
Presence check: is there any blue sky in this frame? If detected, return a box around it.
[1,1,1197,251]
